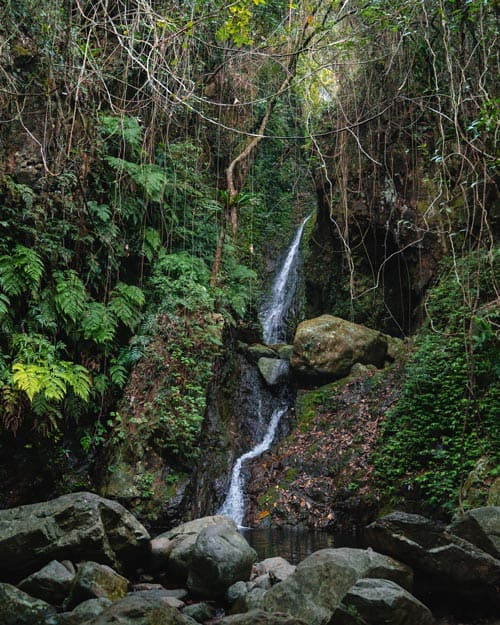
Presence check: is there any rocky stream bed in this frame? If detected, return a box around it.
[0,492,498,625]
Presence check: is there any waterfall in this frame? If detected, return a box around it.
[260,213,311,344]
[218,214,311,526]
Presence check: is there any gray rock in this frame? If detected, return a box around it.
[247,344,279,363]
[259,549,359,625]
[449,506,500,559]
[181,601,215,622]
[291,315,388,380]
[217,608,308,624]
[151,515,233,580]
[325,548,413,591]
[128,588,185,608]
[257,357,289,386]
[0,582,56,625]
[44,598,112,625]
[254,556,296,584]
[365,511,500,610]
[66,561,128,608]
[0,492,150,581]
[82,593,192,624]
[332,578,435,625]
[19,559,74,604]
[187,521,257,599]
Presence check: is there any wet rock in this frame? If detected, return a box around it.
[246,344,279,363]
[332,578,435,625]
[66,562,128,608]
[187,521,257,599]
[0,492,150,581]
[449,506,500,559]
[291,315,388,381]
[0,582,56,625]
[18,559,74,605]
[257,357,289,386]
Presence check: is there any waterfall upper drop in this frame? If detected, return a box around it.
[259,213,311,344]
[218,214,311,526]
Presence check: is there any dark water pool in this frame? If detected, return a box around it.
[240,527,360,565]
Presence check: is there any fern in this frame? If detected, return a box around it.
[0,292,9,317]
[54,270,87,323]
[109,361,128,388]
[12,360,91,403]
[82,302,117,344]
[108,282,145,330]
[100,114,143,156]
[105,157,168,202]
[142,227,162,263]
[0,245,44,296]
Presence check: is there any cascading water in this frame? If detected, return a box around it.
[259,213,311,344]
[218,214,311,526]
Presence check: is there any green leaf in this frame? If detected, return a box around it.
[0,245,44,296]
[109,283,145,330]
[82,302,117,344]
[54,270,87,324]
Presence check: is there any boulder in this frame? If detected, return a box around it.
[44,598,112,625]
[259,549,359,625]
[0,582,56,625]
[151,515,234,580]
[181,601,216,622]
[81,593,193,624]
[187,521,257,599]
[128,588,185,609]
[332,578,435,625]
[0,492,150,581]
[365,511,500,611]
[290,315,388,381]
[257,357,289,386]
[449,506,500,559]
[255,556,297,584]
[246,344,279,363]
[18,559,74,604]
[217,609,308,624]
[66,562,128,608]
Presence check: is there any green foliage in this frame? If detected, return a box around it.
[0,245,44,297]
[109,283,145,331]
[53,270,87,324]
[374,250,500,513]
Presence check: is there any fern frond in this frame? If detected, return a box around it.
[105,157,168,202]
[109,283,145,330]
[82,302,117,344]
[12,362,44,401]
[54,270,87,323]
[0,245,44,296]
[109,362,128,388]
[0,293,10,317]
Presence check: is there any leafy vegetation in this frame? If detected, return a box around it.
[375,251,500,514]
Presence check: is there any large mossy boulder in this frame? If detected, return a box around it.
[290,315,388,381]
[0,492,150,581]
[365,510,500,611]
[66,562,128,609]
[259,549,359,625]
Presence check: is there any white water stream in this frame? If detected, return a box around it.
[218,214,311,526]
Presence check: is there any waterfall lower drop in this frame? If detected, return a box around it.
[218,214,311,527]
